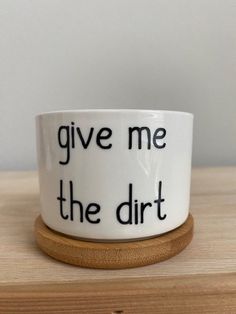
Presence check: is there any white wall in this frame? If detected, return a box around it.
[0,0,235,169]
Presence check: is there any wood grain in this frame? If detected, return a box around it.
[0,168,235,313]
[34,214,193,269]
[1,274,236,314]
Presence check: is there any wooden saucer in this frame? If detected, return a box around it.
[34,214,193,269]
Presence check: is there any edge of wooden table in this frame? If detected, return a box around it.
[1,273,236,313]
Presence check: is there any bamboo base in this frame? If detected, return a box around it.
[34,214,194,269]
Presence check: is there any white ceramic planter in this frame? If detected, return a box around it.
[36,109,193,241]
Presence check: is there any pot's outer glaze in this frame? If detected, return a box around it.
[36,110,193,241]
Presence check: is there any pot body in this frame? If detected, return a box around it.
[36,110,193,241]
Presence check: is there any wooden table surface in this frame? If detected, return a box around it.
[0,168,236,313]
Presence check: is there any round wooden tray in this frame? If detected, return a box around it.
[34,214,194,269]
